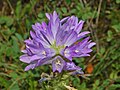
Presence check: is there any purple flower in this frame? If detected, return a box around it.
[20,11,95,74]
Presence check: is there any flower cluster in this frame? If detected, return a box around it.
[20,11,95,74]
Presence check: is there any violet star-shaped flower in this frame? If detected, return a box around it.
[20,11,95,74]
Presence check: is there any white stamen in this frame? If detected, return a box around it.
[75,50,79,53]
[42,51,46,55]
[56,59,61,65]
[64,49,70,57]
[44,28,46,30]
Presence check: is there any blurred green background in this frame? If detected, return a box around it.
[0,0,120,90]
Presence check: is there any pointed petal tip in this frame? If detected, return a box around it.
[53,11,57,14]
[80,20,85,23]
[88,42,96,48]
[21,50,27,53]
[45,13,50,20]
[19,54,31,63]
[24,39,31,43]
[60,16,70,23]
[24,68,29,71]
[24,64,36,71]
[78,31,90,38]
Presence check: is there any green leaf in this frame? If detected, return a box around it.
[10,72,18,79]
[0,16,14,26]
[69,9,77,14]
[0,77,10,88]
[38,13,44,18]
[1,29,12,40]
[107,30,113,42]
[15,1,22,18]
[108,84,120,90]
[0,16,6,24]
[6,47,13,56]
[99,47,105,55]
[65,0,71,4]
[116,0,120,4]
[98,80,110,90]
[61,7,67,13]
[6,17,14,26]
[11,36,20,54]
[9,83,20,90]
[79,82,87,90]
[15,33,23,41]
[95,80,100,86]
[112,23,120,32]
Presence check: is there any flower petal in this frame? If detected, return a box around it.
[20,54,31,63]
[74,20,84,34]
[64,62,81,71]
[78,31,90,38]
[88,42,96,48]
[52,56,65,73]
[24,64,36,71]
[64,31,78,46]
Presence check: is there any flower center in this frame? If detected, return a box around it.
[50,41,64,54]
